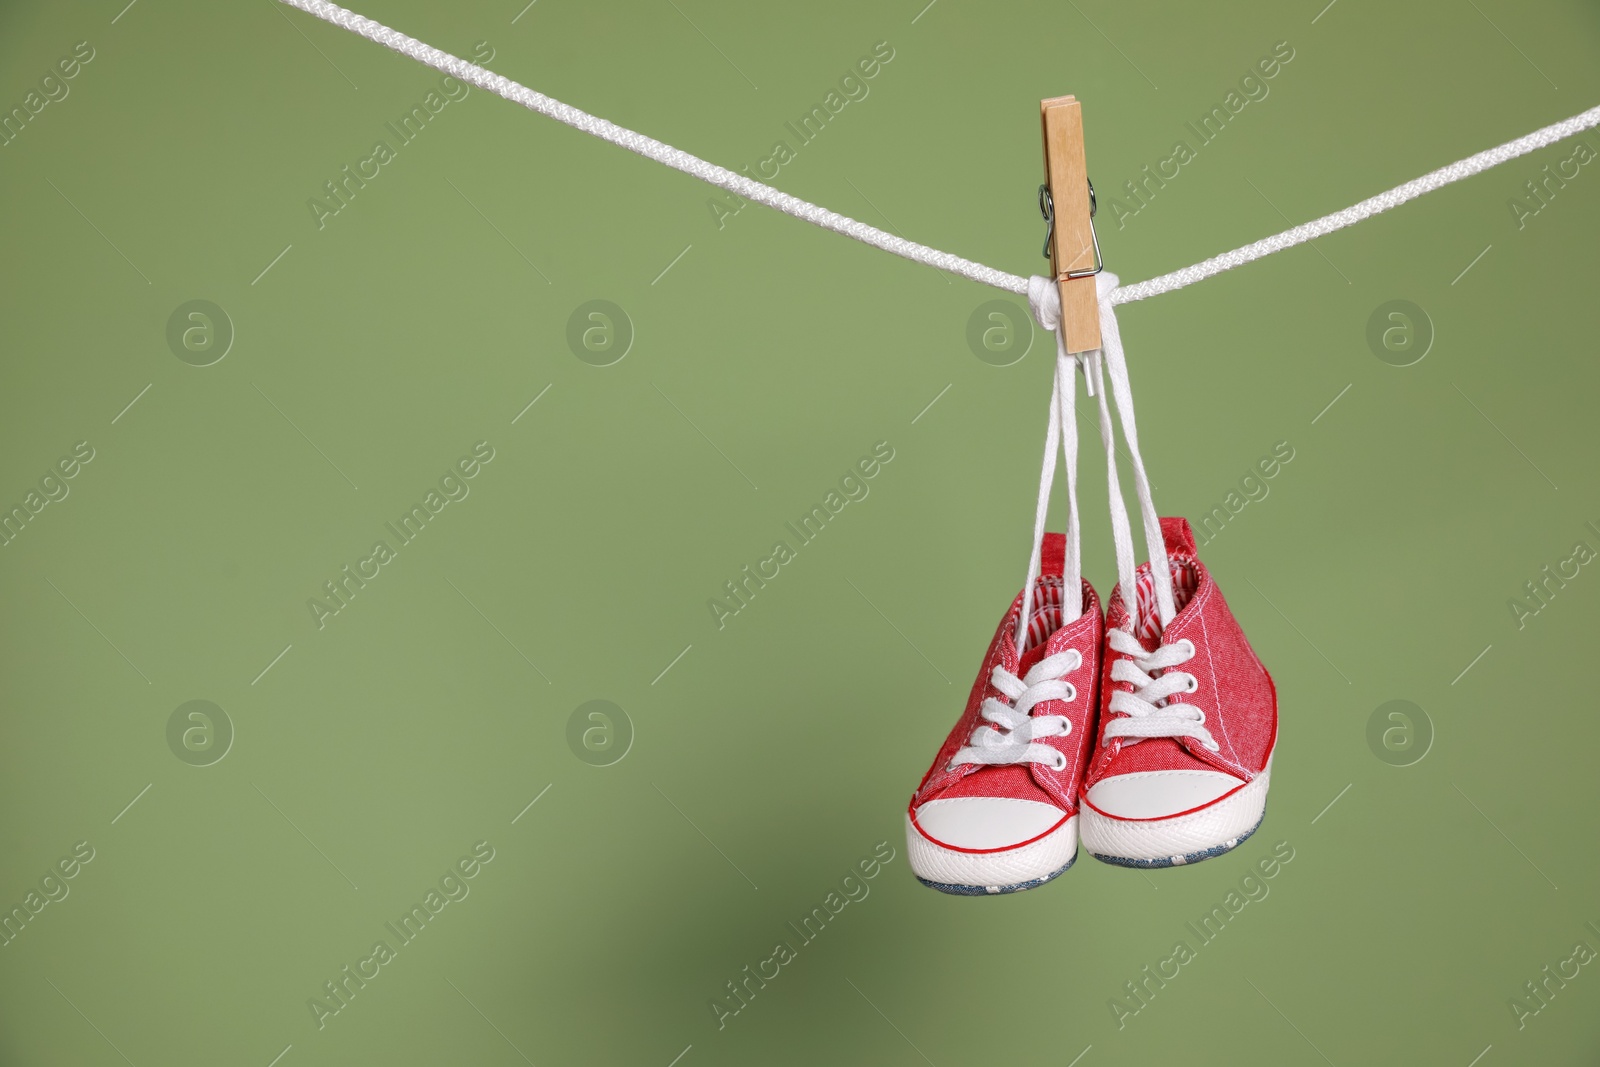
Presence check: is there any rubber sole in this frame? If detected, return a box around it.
[1080,757,1272,869]
[915,851,1077,895]
[1090,814,1262,868]
[905,810,1079,896]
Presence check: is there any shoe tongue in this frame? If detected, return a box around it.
[1160,516,1198,556]
[1017,636,1052,675]
[1106,588,1159,653]
[1040,531,1066,579]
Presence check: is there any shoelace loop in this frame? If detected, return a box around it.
[1011,288,1085,653]
[1101,628,1219,751]
[1020,271,1176,656]
[949,650,1081,772]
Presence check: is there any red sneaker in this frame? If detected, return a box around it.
[1079,517,1277,867]
[905,534,1102,895]
[905,335,1097,895]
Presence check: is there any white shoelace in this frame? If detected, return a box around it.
[964,317,1087,772]
[1087,273,1176,627]
[1024,274,1176,639]
[950,651,1081,771]
[1013,342,1084,651]
[961,272,1187,774]
[1030,274,1217,752]
[1102,629,1218,751]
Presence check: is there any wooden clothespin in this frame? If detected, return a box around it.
[1039,95,1102,354]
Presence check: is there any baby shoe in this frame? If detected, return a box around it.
[905,330,1097,895]
[1054,272,1278,869]
[905,534,1102,894]
[1078,517,1277,867]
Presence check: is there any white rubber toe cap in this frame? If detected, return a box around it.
[1079,758,1273,866]
[1085,769,1244,820]
[912,797,1064,850]
[906,800,1077,893]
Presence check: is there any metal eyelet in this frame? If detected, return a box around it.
[1176,638,1196,658]
[1063,684,1077,702]
[1052,753,1068,771]
[1183,675,1199,694]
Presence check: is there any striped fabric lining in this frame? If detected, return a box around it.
[1132,558,1200,646]
[1019,576,1065,655]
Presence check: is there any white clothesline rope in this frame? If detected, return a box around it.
[279,0,1599,306]
[1114,103,1600,305]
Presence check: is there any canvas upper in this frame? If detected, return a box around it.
[1082,517,1277,826]
[905,533,1103,893]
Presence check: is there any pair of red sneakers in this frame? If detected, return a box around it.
[904,273,1277,894]
[905,518,1277,893]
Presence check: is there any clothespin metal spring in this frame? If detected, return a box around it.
[1038,180,1102,279]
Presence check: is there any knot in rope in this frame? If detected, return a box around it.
[1026,271,1120,337]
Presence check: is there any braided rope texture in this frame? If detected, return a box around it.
[279,1,1597,308]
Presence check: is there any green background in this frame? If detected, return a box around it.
[2,0,1598,1063]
